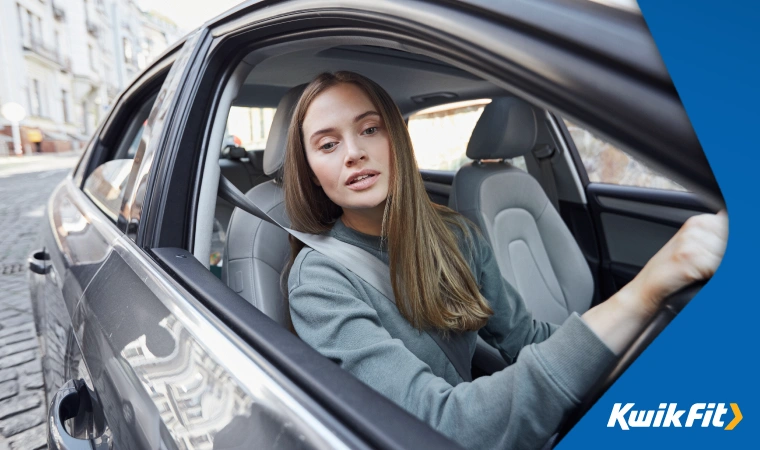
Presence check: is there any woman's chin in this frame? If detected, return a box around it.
[340,197,387,212]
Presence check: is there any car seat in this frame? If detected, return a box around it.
[449,97,594,324]
[222,85,306,328]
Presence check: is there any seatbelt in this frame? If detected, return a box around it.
[532,144,560,212]
[218,176,473,382]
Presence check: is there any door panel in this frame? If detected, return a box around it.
[586,183,713,298]
[70,217,347,449]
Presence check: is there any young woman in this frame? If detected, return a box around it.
[282,71,728,449]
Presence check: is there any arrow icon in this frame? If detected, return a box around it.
[725,403,742,430]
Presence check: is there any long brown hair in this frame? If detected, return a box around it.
[283,71,493,332]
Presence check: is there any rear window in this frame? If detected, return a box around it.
[408,99,526,171]
[226,106,277,150]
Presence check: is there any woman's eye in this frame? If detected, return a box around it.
[362,127,378,135]
[320,142,337,151]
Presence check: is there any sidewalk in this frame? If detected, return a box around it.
[0,152,83,178]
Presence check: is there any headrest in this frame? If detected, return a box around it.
[466,97,537,160]
[263,84,307,177]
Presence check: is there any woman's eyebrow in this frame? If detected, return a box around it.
[354,110,380,122]
[310,127,336,142]
[309,111,380,141]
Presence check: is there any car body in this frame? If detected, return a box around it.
[30,0,721,449]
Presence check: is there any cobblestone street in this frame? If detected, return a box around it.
[0,155,80,450]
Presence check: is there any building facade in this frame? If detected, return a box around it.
[0,0,182,155]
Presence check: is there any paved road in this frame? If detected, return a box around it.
[0,155,80,450]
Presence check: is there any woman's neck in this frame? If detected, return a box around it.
[341,205,385,236]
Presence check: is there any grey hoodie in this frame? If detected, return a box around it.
[288,217,615,449]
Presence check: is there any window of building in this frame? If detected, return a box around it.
[88,44,96,71]
[30,79,41,116]
[123,38,133,64]
[81,101,89,134]
[26,10,34,44]
[407,99,527,172]
[34,16,42,45]
[16,4,24,41]
[564,119,687,191]
[61,90,69,123]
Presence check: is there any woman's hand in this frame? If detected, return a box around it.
[627,210,728,317]
[582,210,728,355]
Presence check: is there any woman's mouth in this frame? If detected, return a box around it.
[346,173,379,191]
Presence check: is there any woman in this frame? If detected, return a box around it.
[283,71,727,449]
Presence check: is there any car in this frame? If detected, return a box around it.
[29,0,722,449]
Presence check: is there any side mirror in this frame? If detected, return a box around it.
[83,159,134,221]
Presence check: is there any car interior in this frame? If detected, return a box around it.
[190,37,711,377]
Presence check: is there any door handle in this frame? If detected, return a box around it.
[48,379,106,450]
[29,248,50,275]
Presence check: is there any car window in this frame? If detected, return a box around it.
[564,119,687,191]
[210,105,278,277]
[83,91,160,223]
[225,106,277,152]
[408,99,527,172]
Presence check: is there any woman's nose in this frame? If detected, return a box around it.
[345,140,366,165]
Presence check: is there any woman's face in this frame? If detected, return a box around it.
[301,83,391,216]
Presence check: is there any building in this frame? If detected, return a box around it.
[0,0,182,156]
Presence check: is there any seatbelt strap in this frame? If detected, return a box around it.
[532,144,560,212]
[218,176,473,381]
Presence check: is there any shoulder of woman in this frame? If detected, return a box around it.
[288,246,359,294]
[447,213,485,249]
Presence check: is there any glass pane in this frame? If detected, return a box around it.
[226,106,277,151]
[564,119,687,191]
[408,99,489,171]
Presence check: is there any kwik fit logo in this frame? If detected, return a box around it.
[608,403,742,430]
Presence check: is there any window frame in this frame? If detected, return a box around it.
[74,45,183,233]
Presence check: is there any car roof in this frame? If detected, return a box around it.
[233,45,503,114]
[195,0,667,85]
[157,0,667,115]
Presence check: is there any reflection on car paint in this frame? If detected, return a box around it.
[118,315,254,448]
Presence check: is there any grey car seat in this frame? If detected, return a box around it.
[222,85,305,328]
[449,97,594,324]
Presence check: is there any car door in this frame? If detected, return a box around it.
[40,39,188,448]
[557,118,716,301]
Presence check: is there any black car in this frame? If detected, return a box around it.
[30,1,722,449]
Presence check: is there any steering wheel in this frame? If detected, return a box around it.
[554,281,707,444]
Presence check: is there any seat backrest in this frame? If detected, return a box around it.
[449,97,594,324]
[222,85,305,327]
